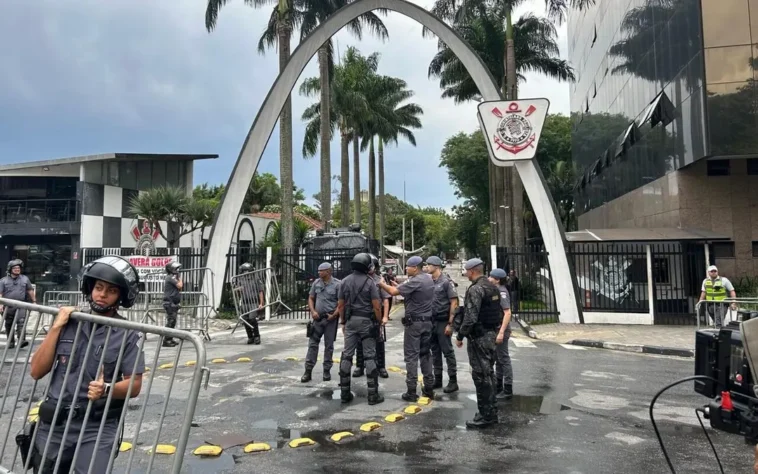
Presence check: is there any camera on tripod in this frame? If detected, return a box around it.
[695,311,758,442]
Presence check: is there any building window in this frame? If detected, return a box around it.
[707,160,730,176]
[713,242,735,258]
[752,241,758,257]
[747,159,758,175]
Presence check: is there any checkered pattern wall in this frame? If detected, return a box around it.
[79,183,196,249]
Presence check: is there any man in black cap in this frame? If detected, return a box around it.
[302,262,341,382]
[379,255,436,401]
[337,253,384,405]
[455,258,501,428]
[425,255,459,393]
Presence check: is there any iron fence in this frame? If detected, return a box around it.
[494,246,559,325]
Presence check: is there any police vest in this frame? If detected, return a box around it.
[471,277,502,329]
[704,278,727,301]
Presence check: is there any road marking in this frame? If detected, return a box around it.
[193,445,223,456]
[330,432,354,442]
[244,442,271,453]
[511,339,536,348]
[360,422,381,432]
[560,344,586,350]
[289,438,316,448]
[404,405,422,414]
[385,413,405,423]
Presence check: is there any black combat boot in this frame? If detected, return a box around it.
[494,378,504,398]
[162,338,178,348]
[443,375,459,394]
[323,370,331,382]
[422,385,435,400]
[352,366,364,377]
[378,368,389,378]
[252,335,261,345]
[401,387,419,402]
[433,372,443,389]
[300,369,312,383]
[367,377,385,405]
[16,326,28,349]
[340,372,353,403]
[497,383,513,400]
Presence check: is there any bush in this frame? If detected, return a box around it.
[732,277,758,298]
[519,279,542,302]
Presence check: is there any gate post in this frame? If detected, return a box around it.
[265,246,272,321]
[646,244,655,325]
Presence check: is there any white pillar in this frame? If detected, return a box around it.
[646,244,655,325]
[265,246,272,321]
[490,245,497,271]
[704,243,710,274]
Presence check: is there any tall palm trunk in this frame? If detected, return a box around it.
[368,136,376,238]
[318,47,331,229]
[505,10,524,248]
[340,125,350,226]
[278,21,294,249]
[352,135,361,225]
[378,138,386,262]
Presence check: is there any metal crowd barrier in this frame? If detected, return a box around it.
[0,298,209,474]
[695,298,758,329]
[230,267,289,333]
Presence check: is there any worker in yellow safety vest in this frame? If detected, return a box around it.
[698,265,737,327]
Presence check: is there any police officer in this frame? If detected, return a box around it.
[455,258,501,428]
[488,268,513,400]
[337,253,384,405]
[378,255,435,402]
[353,255,390,379]
[0,259,36,349]
[237,263,265,345]
[28,256,145,472]
[425,256,459,393]
[162,261,183,347]
[301,262,340,382]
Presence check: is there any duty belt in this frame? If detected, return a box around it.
[351,312,373,318]
[407,314,433,322]
[435,312,449,321]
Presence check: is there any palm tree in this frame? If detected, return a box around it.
[299,47,381,227]
[426,0,593,248]
[206,0,296,249]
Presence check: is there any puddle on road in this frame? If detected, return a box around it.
[465,394,571,415]
[298,428,439,456]
[316,389,343,400]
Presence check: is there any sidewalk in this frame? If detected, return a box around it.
[530,323,697,357]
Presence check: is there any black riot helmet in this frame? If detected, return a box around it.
[239,262,254,274]
[165,261,182,275]
[351,253,373,274]
[6,259,23,276]
[80,256,141,311]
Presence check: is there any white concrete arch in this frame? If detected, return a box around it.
[203,0,582,323]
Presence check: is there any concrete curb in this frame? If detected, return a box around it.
[514,316,538,339]
[569,339,694,358]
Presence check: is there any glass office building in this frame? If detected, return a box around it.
[569,0,758,276]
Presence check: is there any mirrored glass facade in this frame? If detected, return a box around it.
[570,0,758,217]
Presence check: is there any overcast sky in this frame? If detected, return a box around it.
[0,0,571,210]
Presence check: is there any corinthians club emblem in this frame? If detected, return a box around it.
[131,221,161,254]
[490,102,538,155]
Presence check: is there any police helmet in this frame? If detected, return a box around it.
[368,254,380,271]
[80,256,141,309]
[165,261,182,275]
[239,262,254,274]
[351,253,373,273]
[6,259,23,275]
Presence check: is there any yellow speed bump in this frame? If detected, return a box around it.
[385,413,405,423]
[144,367,151,372]
[404,405,422,415]
[387,366,403,373]
[28,407,39,416]
[261,357,275,361]
[236,357,252,363]
[211,358,227,364]
[330,431,354,442]
[285,356,300,361]
[418,375,424,382]
[418,397,432,406]
[288,438,316,448]
[185,361,196,367]
[158,363,174,370]
[244,442,271,453]
[332,358,340,364]
[28,415,39,423]
[119,442,133,452]
[193,445,223,456]
[359,422,381,432]
[149,444,176,455]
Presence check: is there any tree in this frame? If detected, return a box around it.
[206,0,296,248]
[426,0,593,248]
[259,217,312,253]
[129,186,215,249]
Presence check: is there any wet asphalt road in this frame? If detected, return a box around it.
[2,308,755,473]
